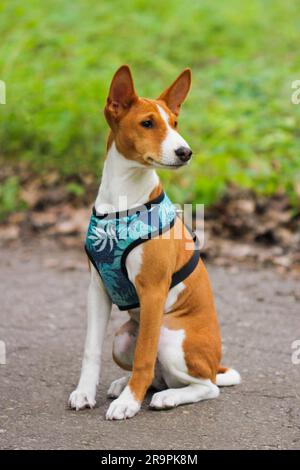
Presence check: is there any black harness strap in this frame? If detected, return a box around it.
[170,232,200,288]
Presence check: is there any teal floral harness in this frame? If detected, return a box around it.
[85,191,200,310]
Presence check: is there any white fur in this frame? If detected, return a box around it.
[126,244,144,284]
[216,368,241,386]
[69,265,112,410]
[106,385,141,420]
[157,327,189,388]
[157,105,191,166]
[150,381,219,409]
[95,142,159,213]
[164,282,185,313]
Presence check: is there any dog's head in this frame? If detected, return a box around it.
[104,65,192,169]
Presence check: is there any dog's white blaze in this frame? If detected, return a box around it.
[157,105,190,165]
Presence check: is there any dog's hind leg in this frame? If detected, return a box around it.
[109,316,167,397]
[150,380,219,409]
[149,321,220,410]
[108,318,137,398]
[107,375,130,398]
[112,318,138,371]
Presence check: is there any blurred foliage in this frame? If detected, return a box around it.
[1,0,300,210]
[0,176,26,220]
[65,181,85,198]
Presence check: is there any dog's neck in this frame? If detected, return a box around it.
[95,141,160,213]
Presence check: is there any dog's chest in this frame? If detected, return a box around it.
[126,245,143,323]
[126,243,186,318]
[125,244,144,286]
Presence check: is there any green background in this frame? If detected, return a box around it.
[1,0,300,216]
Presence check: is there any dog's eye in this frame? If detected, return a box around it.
[141,120,154,128]
[174,120,178,128]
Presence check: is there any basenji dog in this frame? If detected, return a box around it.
[69,65,240,420]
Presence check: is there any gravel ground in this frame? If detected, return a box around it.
[0,240,299,450]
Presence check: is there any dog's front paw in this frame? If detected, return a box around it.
[106,386,140,420]
[69,388,96,411]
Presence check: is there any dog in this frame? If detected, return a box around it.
[69,65,240,420]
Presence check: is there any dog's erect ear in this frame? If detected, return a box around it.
[157,68,191,115]
[105,65,137,121]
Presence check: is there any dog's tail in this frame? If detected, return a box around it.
[216,366,241,386]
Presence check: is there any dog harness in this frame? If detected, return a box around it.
[85,191,200,310]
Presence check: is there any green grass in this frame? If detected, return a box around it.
[1,0,300,211]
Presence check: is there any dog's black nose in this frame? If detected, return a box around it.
[175,146,193,162]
